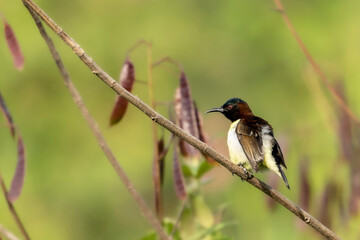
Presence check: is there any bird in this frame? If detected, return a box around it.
[205,98,290,189]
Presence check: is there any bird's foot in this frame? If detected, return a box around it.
[237,163,253,181]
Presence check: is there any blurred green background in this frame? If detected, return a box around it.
[1,0,360,239]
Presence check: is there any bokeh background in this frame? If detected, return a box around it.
[1,0,360,239]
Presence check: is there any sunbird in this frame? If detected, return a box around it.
[206,98,290,189]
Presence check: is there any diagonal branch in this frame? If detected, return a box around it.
[272,0,360,127]
[23,7,169,240]
[21,0,341,239]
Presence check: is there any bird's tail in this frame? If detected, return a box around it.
[277,165,290,190]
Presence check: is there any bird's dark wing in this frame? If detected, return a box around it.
[272,139,290,189]
[236,120,263,172]
[272,139,287,169]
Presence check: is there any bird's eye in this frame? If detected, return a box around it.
[227,105,233,110]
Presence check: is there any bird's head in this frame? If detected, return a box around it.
[205,98,253,122]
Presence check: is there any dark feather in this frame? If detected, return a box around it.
[272,139,287,169]
[277,165,290,190]
[242,116,273,136]
[273,140,290,189]
[236,119,264,171]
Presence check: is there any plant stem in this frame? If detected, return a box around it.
[147,43,163,220]
[0,172,30,240]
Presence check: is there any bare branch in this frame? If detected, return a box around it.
[272,0,360,127]
[21,0,341,239]
[23,8,169,240]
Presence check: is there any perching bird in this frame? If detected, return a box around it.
[206,98,290,189]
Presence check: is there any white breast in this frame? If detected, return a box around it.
[261,126,273,158]
[227,120,251,169]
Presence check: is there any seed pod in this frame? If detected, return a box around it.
[173,144,186,200]
[174,72,199,158]
[109,60,135,126]
[8,134,26,203]
[3,18,24,70]
[179,72,199,139]
[174,88,187,156]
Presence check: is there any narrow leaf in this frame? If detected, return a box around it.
[109,60,135,126]
[7,134,26,202]
[3,19,24,70]
[173,144,186,200]
[0,92,15,138]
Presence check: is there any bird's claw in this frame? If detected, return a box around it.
[245,171,254,180]
[237,163,253,181]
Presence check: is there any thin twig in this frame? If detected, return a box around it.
[21,1,341,239]
[152,57,182,70]
[23,8,169,240]
[0,172,30,240]
[158,134,175,160]
[0,224,20,240]
[170,200,187,240]
[147,43,163,220]
[272,0,360,127]
[126,39,149,58]
[152,57,182,76]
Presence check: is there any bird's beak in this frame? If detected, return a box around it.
[205,107,224,114]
